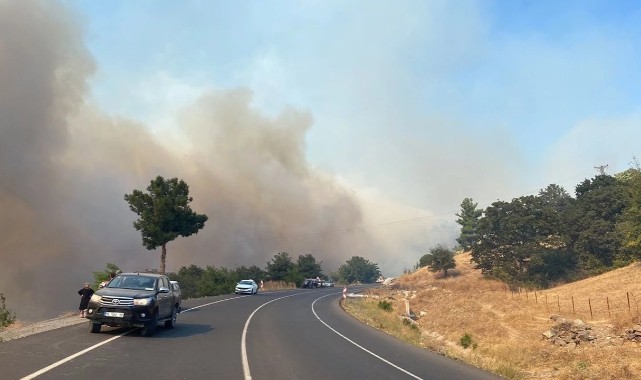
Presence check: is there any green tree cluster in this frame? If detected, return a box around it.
[167,252,328,298]
[167,264,266,299]
[265,252,326,286]
[463,172,640,288]
[337,256,381,284]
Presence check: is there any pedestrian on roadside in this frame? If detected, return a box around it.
[78,282,94,318]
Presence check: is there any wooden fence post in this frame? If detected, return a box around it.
[588,299,593,319]
[607,297,610,317]
[572,296,575,315]
[557,296,560,312]
[627,292,631,314]
[535,291,538,304]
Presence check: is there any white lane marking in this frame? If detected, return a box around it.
[181,295,248,312]
[21,330,133,380]
[22,294,251,379]
[311,293,424,380]
[241,292,310,380]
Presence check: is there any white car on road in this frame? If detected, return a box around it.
[235,279,258,295]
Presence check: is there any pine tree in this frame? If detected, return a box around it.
[455,198,482,251]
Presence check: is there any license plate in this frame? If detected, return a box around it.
[105,312,124,318]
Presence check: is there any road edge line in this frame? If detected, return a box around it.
[311,293,424,380]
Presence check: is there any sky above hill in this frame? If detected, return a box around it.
[2,0,641,318]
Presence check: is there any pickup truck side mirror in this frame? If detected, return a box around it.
[159,287,170,293]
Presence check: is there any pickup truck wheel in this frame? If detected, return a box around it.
[164,306,178,329]
[141,311,157,337]
[90,323,101,333]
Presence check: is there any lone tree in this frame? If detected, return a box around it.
[125,176,208,273]
[419,245,456,277]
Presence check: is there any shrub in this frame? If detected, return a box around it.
[377,300,393,312]
[0,293,16,329]
[459,333,474,349]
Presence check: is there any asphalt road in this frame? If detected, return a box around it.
[0,287,502,380]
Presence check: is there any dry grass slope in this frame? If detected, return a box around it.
[343,253,641,380]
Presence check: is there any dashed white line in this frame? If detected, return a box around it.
[311,292,424,380]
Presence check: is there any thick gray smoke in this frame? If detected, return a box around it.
[1,0,444,321]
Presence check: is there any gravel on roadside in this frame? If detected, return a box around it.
[0,314,88,342]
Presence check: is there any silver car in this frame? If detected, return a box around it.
[235,279,258,295]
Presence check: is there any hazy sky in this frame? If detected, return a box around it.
[2,0,641,319]
[71,0,641,203]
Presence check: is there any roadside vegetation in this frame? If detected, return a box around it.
[90,251,380,300]
[167,252,379,299]
[344,253,641,379]
[0,293,16,331]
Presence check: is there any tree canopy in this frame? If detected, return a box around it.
[92,263,121,289]
[337,256,380,284]
[618,167,641,255]
[124,176,208,273]
[455,198,482,251]
[297,253,323,279]
[467,171,640,288]
[266,252,296,281]
[419,245,456,276]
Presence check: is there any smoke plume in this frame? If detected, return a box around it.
[0,0,448,320]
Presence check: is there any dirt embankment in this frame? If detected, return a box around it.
[344,253,641,380]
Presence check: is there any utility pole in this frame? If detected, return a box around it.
[594,164,608,175]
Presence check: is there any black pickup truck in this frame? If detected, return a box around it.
[86,272,181,336]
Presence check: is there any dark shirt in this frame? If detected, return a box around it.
[78,287,94,309]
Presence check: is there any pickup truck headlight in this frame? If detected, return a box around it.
[90,294,102,303]
[133,297,153,306]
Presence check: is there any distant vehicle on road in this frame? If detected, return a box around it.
[322,280,335,287]
[235,279,258,294]
[301,278,321,288]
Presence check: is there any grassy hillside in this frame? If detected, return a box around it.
[342,253,641,379]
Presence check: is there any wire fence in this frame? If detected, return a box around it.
[507,287,640,320]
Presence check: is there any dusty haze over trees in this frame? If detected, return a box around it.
[0,0,450,320]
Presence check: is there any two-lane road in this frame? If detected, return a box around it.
[0,287,501,379]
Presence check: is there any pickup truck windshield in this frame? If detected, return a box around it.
[108,276,157,290]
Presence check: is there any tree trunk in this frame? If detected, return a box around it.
[160,243,167,274]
